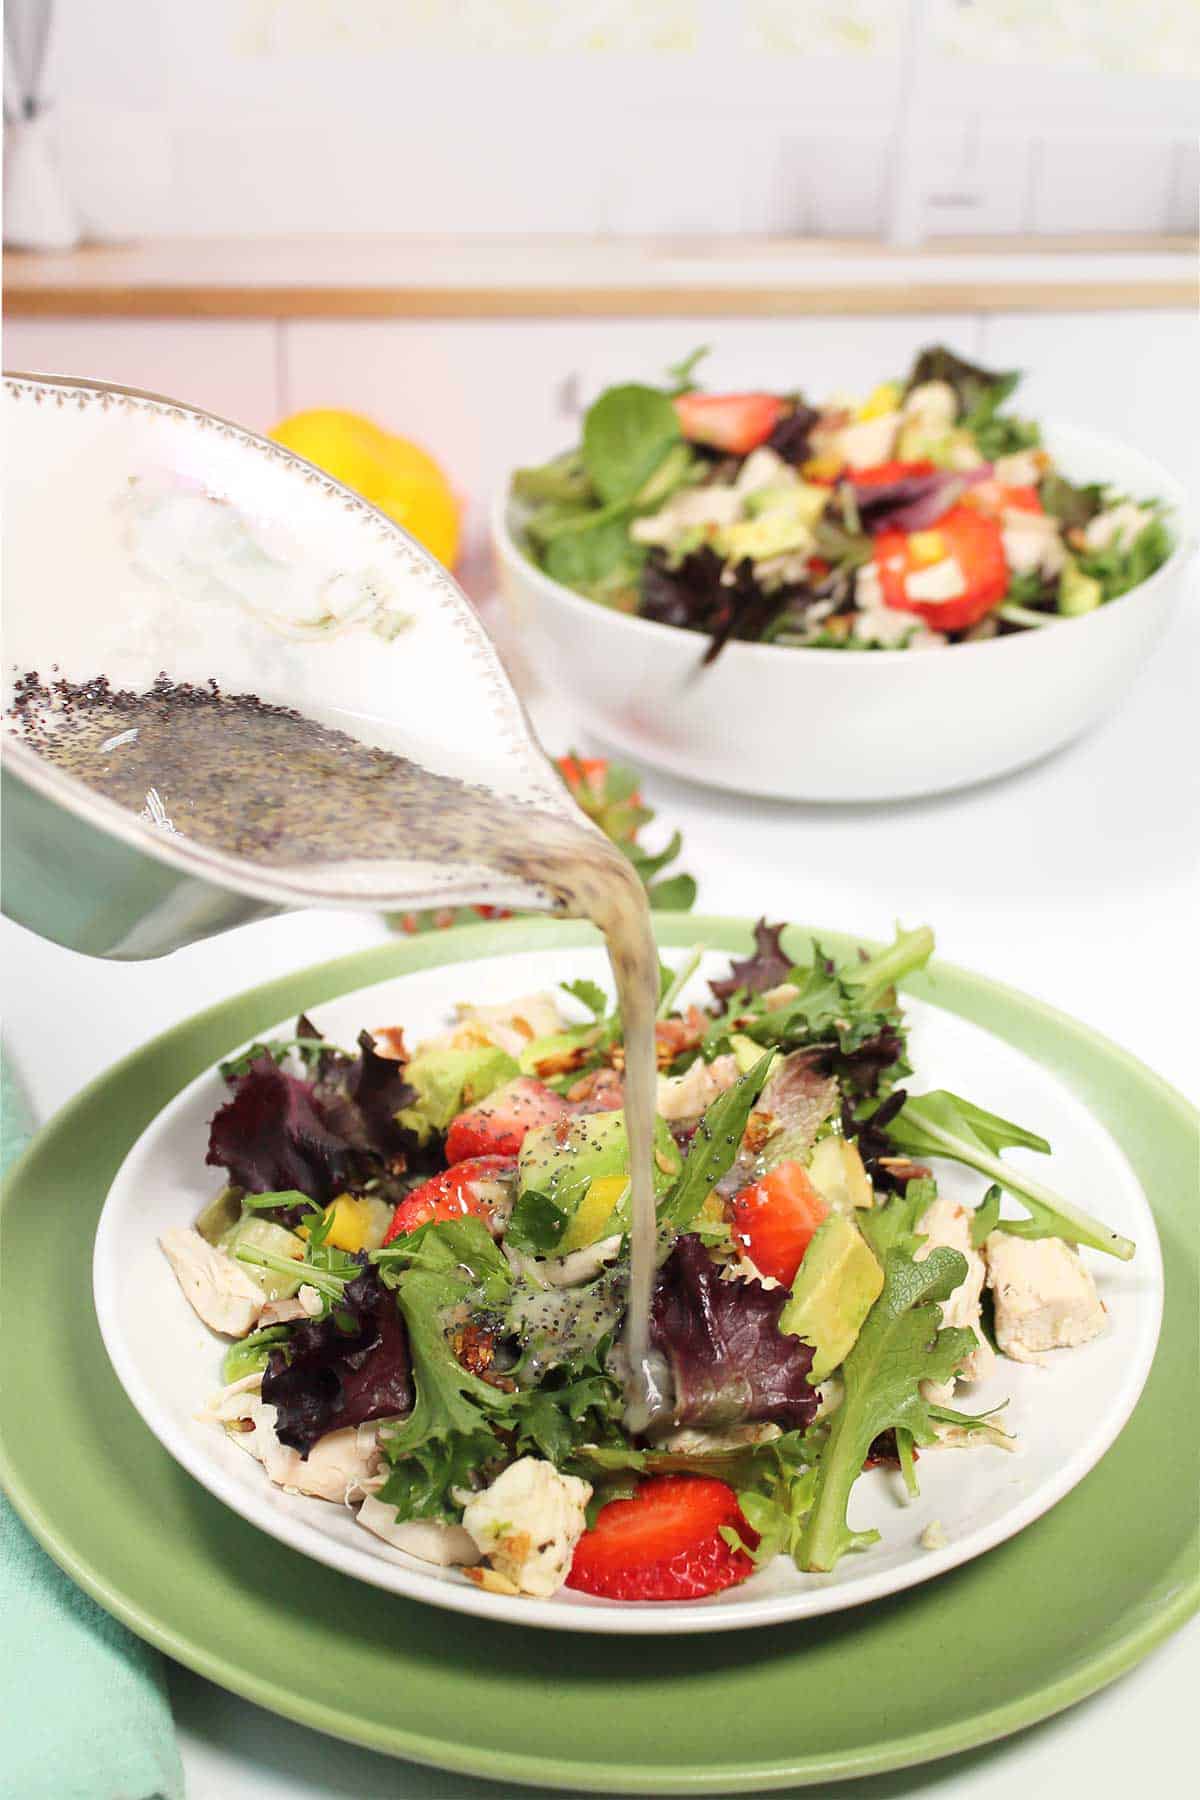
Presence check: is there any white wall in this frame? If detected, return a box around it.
[35,0,1200,241]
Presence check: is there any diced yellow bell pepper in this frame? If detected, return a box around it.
[857,381,902,421]
[560,1173,628,1254]
[319,1193,372,1253]
[908,530,946,568]
[800,453,844,483]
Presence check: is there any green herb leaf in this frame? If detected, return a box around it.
[221,1324,293,1386]
[886,1090,1134,1259]
[560,977,609,1020]
[659,1053,775,1231]
[581,383,682,504]
[505,1188,572,1256]
[664,345,710,395]
[798,1245,977,1571]
[971,1183,1003,1248]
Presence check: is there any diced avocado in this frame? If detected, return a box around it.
[779,1214,884,1382]
[1058,554,1103,617]
[807,1135,873,1214]
[396,1044,519,1142]
[729,1032,773,1078]
[220,1216,307,1300]
[518,1109,682,1248]
[743,481,828,527]
[195,1185,243,1246]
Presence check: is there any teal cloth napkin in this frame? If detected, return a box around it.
[1,1047,184,1800]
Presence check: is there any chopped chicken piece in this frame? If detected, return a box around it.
[460,1457,592,1598]
[902,380,957,431]
[1082,501,1153,554]
[656,1053,739,1122]
[160,1227,266,1337]
[535,1233,624,1288]
[915,1197,995,1402]
[455,991,564,1058]
[1002,508,1065,578]
[630,483,744,548]
[734,446,796,495]
[993,450,1041,487]
[838,412,902,468]
[258,1282,323,1327]
[240,1400,382,1502]
[985,1232,1107,1364]
[905,556,967,603]
[355,1493,480,1567]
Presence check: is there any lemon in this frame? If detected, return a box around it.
[270,409,460,568]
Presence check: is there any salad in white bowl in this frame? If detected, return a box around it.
[510,345,1174,661]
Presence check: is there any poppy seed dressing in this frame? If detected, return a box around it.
[10,670,669,1427]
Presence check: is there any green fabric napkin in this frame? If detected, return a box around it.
[0,1046,184,1800]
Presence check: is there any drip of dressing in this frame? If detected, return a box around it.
[10,674,671,1428]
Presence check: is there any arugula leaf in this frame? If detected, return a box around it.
[886,1090,1134,1260]
[1077,513,1173,603]
[970,1183,1003,1249]
[581,383,682,504]
[511,450,593,505]
[858,1175,938,1261]
[560,977,608,1020]
[664,345,710,395]
[798,1246,976,1571]
[1040,470,1105,530]
[659,1054,775,1231]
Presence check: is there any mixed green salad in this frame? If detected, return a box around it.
[512,345,1174,659]
[166,923,1130,1603]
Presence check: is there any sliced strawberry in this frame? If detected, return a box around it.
[444,1076,571,1164]
[847,458,937,486]
[965,479,1042,520]
[730,1159,828,1287]
[566,1475,756,1602]
[381,1156,515,1244]
[873,504,1009,634]
[673,392,784,457]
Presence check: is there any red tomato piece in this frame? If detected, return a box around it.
[872,504,1009,634]
[381,1156,515,1244]
[673,392,784,457]
[730,1160,829,1287]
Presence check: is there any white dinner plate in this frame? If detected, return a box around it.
[94,945,1163,1635]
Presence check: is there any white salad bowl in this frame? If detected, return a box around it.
[493,422,1194,803]
[93,944,1163,1636]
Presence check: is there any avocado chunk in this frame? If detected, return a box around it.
[779,1213,884,1382]
[518,1108,682,1248]
[396,1043,519,1142]
[1058,554,1103,617]
[807,1135,873,1214]
[718,484,827,562]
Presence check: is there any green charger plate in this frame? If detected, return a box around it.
[2,916,1196,1794]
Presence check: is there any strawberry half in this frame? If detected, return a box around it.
[730,1159,829,1286]
[381,1156,515,1244]
[566,1475,757,1602]
[444,1076,571,1164]
[673,392,783,457]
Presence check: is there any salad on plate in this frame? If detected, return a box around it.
[164,925,1133,1605]
[512,345,1174,660]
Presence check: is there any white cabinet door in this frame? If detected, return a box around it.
[3,320,281,431]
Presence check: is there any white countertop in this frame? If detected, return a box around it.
[3,578,1197,1798]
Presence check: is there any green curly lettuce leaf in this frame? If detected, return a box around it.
[798,1246,976,1572]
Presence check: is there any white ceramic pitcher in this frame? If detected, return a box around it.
[2,373,583,958]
